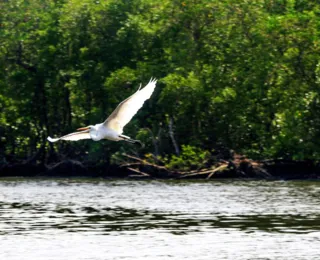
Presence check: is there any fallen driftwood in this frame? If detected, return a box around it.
[1,153,319,179]
[179,164,229,179]
[127,167,150,176]
[120,153,230,179]
[120,154,167,170]
[119,153,320,179]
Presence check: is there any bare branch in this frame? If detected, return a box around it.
[169,117,180,156]
[127,167,150,176]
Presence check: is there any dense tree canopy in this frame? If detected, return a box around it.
[1,0,320,168]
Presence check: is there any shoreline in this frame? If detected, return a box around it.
[1,158,319,180]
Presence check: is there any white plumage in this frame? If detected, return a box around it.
[47,78,157,144]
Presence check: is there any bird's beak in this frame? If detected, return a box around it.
[77,126,90,131]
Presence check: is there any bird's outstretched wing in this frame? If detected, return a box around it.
[47,130,91,142]
[104,78,157,134]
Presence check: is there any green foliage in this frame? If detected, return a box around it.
[1,0,320,166]
[163,145,210,171]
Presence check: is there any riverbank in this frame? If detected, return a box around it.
[0,156,319,180]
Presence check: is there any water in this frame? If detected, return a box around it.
[0,179,319,260]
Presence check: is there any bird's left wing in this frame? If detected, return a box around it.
[104,78,157,134]
[47,130,91,142]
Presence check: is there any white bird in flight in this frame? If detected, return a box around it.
[47,78,157,145]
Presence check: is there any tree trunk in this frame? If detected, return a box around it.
[169,117,180,156]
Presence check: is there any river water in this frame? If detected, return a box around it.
[0,179,319,260]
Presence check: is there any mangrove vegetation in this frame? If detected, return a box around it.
[0,0,320,178]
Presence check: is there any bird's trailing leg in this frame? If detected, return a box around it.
[119,134,144,147]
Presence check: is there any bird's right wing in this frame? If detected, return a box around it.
[104,78,157,134]
[47,130,91,142]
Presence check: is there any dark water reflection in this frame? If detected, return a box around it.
[0,179,320,259]
[1,202,320,235]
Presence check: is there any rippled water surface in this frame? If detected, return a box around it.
[1,179,320,259]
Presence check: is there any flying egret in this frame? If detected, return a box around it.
[47,78,157,145]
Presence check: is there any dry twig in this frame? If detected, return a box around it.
[127,167,150,176]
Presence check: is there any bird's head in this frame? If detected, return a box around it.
[77,125,94,132]
[77,125,100,140]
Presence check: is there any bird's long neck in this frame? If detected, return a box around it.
[90,124,103,141]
